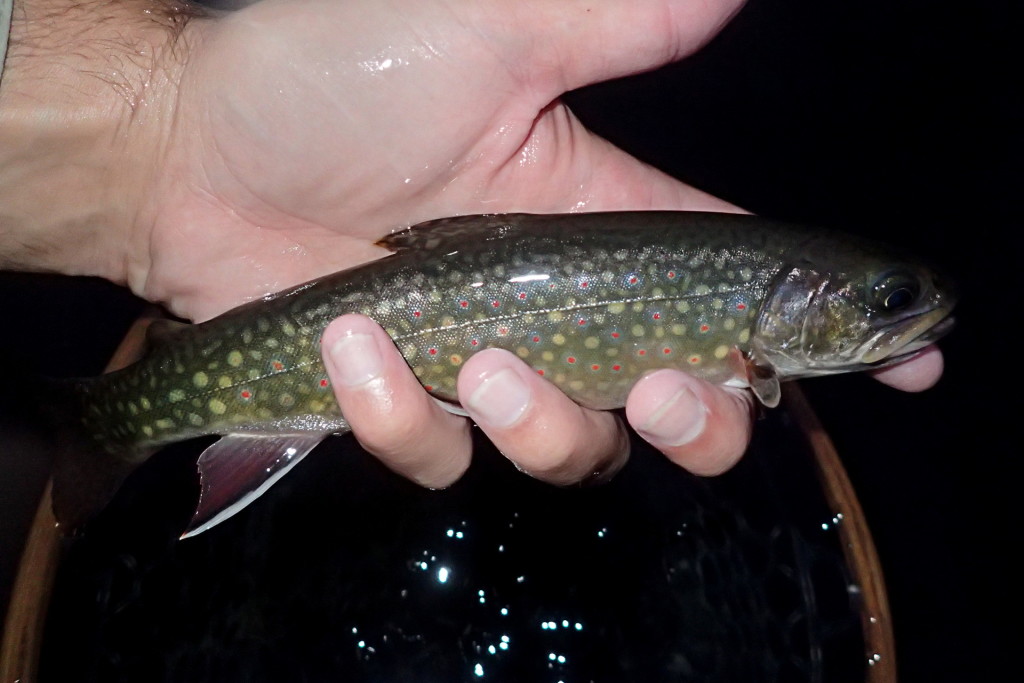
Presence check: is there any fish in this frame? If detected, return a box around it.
[50,212,956,538]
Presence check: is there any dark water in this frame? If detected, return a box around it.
[40,408,866,683]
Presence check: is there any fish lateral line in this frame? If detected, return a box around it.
[387,290,757,343]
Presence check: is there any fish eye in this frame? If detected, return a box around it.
[872,272,920,312]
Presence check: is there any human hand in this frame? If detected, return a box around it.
[0,0,944,489]
[138,0,769,486]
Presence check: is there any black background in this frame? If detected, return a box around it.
[2,0,1018,680]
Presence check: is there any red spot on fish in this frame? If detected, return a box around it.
[667,271,677,279]
[492,300,501,308]
[663,347,672,355]
[700,324,710,333]
[459,300,469,308]
[591,364,600,371]
[612,364,622,372]
[652,312,661,320]
[689,356,701,364]
[736,303,747,311]
[428,347,438,356]
[518,292,527,300]
[424,385,434,392]
[537,369,545,376]
[629,276,638,284]
[240,390,252,400]
[319,378,329,388]
[497,327,509,336]
[611,332,620,339]
[567,356,577,364]
[578,318,587,326]
[532,335,541,343]
[272,361,284,371]
[580,281,589,289]
[413,310,422,318]
[637,349,647,356]
[470,338,480,346]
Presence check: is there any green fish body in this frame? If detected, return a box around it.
[53,212,955,536]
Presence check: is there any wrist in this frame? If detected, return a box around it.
[0,0,204,285]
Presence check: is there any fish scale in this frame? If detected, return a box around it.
[53,211,955,537]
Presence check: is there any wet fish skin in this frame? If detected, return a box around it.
[55,212,955,536]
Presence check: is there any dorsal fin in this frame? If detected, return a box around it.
[144,318,191,350]
[375,214,532,253]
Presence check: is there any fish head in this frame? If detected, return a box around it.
[753,249,956,378]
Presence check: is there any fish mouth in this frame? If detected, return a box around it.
[860,308,956,365]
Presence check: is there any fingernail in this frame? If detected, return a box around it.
[329,332,383,387]
[636,387,707,447]
[465,368,531,428]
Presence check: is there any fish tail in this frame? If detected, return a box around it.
[39,378,150,534]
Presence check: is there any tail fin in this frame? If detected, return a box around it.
[51,440,148,535]
[40,379,149,535]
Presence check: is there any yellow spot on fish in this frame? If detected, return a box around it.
[606,347,618,357]
[607,302,626,314]
[542,351,555,362]
[631,302,645,312]
[548,311,565,322]
[552,334,566,346]
[712,299,724,310]
[189,413,205,426]
[209,399,227,415]
[631,324,645,337]
[584,337,600,349]
[142,425,154,437]
[218,375,232,389]
[227,350,244,367]
[569,380,586,392]
[279,394,295,408]
[516,347,530,358]
[193,371,209,388]
[675,301,691,313]
[714,345,730,360]
[738,328,751,343]
[694,284,711,295]
[281,322,296,336]
[724,319,736,331]
[671,324,687,336]
[155,418,175,429]
[168,389,186,403]
[139,397,151,410]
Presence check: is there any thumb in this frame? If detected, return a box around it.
[506,0,746,98]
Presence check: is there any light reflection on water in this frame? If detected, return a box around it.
[40,417,870,682]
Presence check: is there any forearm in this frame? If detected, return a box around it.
[0,0,201,284]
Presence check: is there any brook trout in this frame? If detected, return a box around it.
[53,212,955,537]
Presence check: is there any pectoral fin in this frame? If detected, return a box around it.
[745,349,781,408]
[181,431,331,539]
